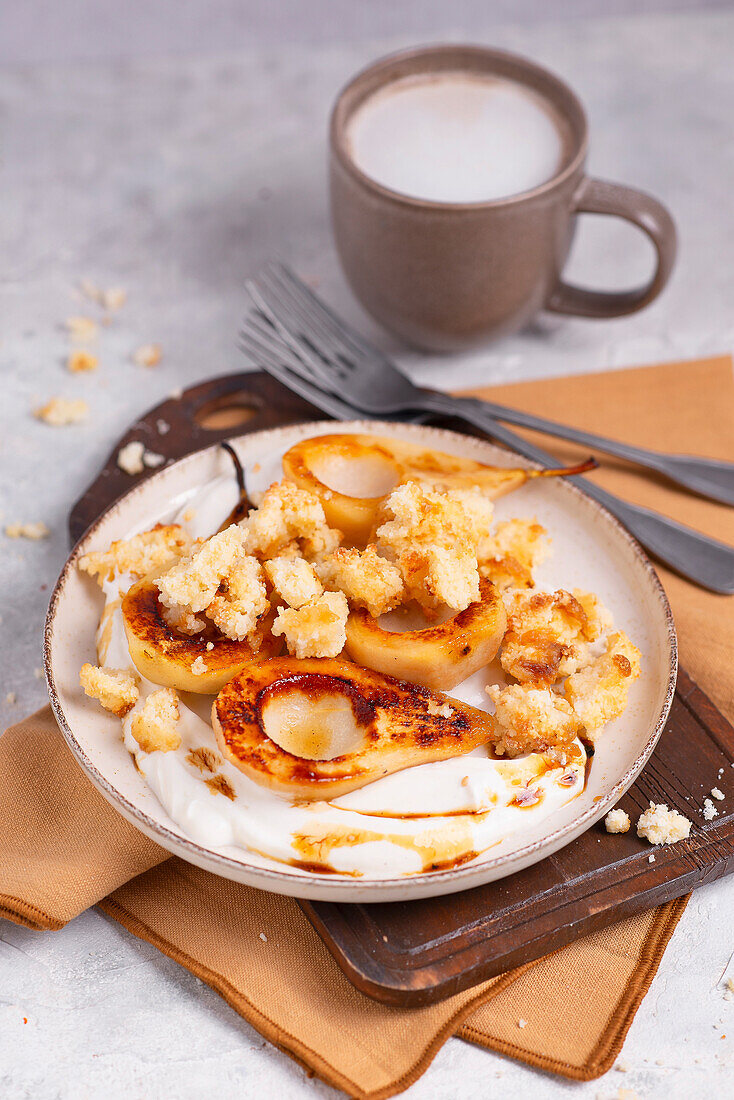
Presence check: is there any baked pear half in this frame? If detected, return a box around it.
[344,578,506,691]
[122,576,281,694]
[212,656,496,800]
[282,433,592,547]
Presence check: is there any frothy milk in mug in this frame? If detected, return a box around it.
[346,72,565,204]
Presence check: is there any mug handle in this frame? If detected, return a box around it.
[546,177,677,318]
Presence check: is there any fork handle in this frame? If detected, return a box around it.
[421,391,734,594]
[454,395,734,506]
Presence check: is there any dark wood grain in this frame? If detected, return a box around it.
[68,371,321,544]
[69,371,734,1006]
[302,669,734,1004]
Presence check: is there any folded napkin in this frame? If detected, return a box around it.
[2,353,733,1098]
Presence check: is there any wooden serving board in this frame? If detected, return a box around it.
[69,371,734,1006]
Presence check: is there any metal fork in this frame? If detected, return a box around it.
[239,304,734,596]
[246,262,734,506]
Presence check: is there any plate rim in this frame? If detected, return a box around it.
[44,418,678,897]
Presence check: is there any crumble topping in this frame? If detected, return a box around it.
[34,397,89,425]
[500,589,604,685]
[572,589,614,642]
[241,481,340,562]
[426,699,454,719]
[79,524,192,584]
[154,527,267,646]
[67,350,98,373]
[636,802,691,845]
[206,554,270,643]
[132,343,162,367]
[487,683,582,758]
[604,808,631,834]
[564,631,641,736]
[161,603,206,636]
[316,544,404,618]
[157,525,245,613]
[711,787,725,801]
[190,656,208,676]
[272,590,348,659]
[479,518,549,592]
[5,521,50,540]
[376,481,484,611]
[264,555,323,609]
[80,663,139,716]
[130,688,181,752]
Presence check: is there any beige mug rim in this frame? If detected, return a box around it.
[330,43,590,213]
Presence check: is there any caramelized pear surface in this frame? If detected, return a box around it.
[212,656,496,800]
[122,576,281,694]
[282,433,588,547]
[344,578,506,691]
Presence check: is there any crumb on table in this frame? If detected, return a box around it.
[132,343,162,367]
[35,397,89,425]
[5,521,50,540]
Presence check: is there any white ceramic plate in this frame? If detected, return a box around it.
[45,421,677,902]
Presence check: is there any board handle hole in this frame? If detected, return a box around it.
[195,393,260,431]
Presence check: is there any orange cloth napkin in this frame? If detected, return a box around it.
[2,353,733,1098]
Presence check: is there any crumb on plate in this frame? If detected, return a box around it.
[242,480,339,562]
[79,524,192,584]
[564,631,641,736]
[80,663,139,717]
[157,525,245,614]
[500,588,606,685]
[130,688,181,752]
[375,481,484,611]
[487,682,582,758]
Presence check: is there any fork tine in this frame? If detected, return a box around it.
[245,282,344,390]
[240,311,345,396]
[252,262,375,372]
[239,321,428,425]
[267,263,384,364]
[266,264,384,369]
[243,346,359,421]
[248,277,352,384]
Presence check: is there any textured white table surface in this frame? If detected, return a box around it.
[1,7,733,1098]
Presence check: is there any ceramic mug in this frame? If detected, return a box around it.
[329,45,677,351]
